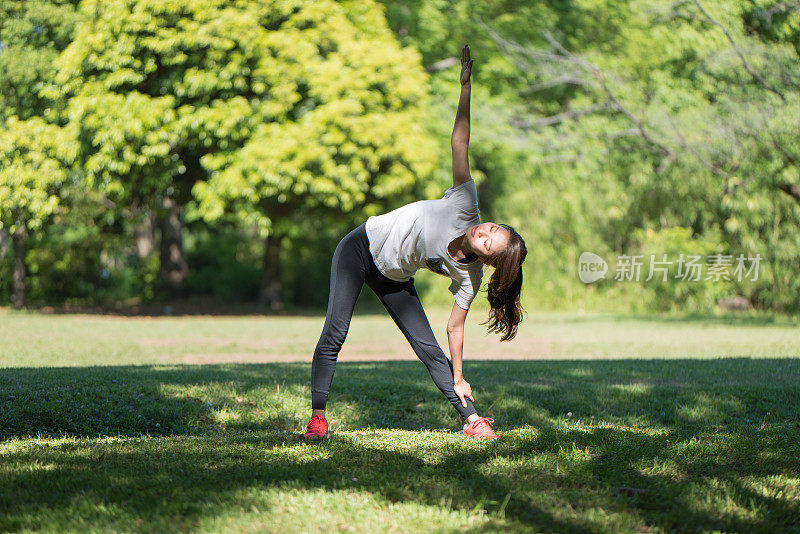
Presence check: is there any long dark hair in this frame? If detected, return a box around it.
[482,224,526,341]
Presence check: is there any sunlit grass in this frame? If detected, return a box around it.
[1,307,799,368]
[1,311,799,532]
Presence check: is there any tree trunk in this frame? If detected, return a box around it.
[158,195,188,293]
[0,226,9,260]
[11,223,27,310]
[260,233,285,311]
[135,207,155,259]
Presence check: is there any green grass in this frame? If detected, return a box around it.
[1,308,799,368]
[1,310,799,532]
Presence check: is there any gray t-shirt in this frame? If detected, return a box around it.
[365,180,483,310]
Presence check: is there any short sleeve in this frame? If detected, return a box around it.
[443,179,479,217]
[450,265,483,310]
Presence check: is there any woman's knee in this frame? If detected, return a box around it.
[315,327,348,357]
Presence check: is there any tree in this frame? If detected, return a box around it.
[0,117,77,308]
[477,0,800,310]
[376,0,800,312]
[0,0,82,308]
[54,0,436,308]
[192,15,438,308]
[0,0,83,121]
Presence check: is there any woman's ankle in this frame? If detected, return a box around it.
[465,413,480,425]
[312,409,326,417]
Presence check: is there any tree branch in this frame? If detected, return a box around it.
[664,113,736,194]
[510,103,611,128]
[776,181,800,203]
[522,75,592,93]
[538,31,675,159]
[425,57,459,73]
[693,0,786,102]
[764,1,800,22]
[478,18,675,160]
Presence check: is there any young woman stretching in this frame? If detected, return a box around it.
[304,45,527,441]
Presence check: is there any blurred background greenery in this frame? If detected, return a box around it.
[1,0,798,315]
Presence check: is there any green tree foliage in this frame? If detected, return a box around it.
[379,0,800,313]
[54,0,436,307]
[0,0,82,308]
[0,0,82,120]
[0,117,77,307]
[3,0,798,314]
[0,119,75,233]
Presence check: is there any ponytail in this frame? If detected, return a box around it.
[482,224,526,341]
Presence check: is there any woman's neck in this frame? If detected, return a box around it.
[455,234,478,263]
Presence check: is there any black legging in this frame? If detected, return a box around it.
[311,222,477,419]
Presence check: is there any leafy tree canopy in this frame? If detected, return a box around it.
[52,0,437,235]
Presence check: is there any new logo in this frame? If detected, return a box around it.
[578,251,608,283]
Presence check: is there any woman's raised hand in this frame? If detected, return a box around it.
[460,44,473,86]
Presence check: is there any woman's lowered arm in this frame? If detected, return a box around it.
[447,301,474,408]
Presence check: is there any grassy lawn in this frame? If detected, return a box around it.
[1,309,799,532]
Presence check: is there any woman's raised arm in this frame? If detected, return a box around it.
[451,44,473,188]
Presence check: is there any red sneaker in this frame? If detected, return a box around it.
[463,417,498,440]
[303,414,329,441]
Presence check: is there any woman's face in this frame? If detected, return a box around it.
[466,222,510,262]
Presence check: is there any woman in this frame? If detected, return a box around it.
[304,44,527,441]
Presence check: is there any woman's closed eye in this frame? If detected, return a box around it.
[484,225,496,250]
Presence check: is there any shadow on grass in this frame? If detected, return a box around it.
[1,358,800,531]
